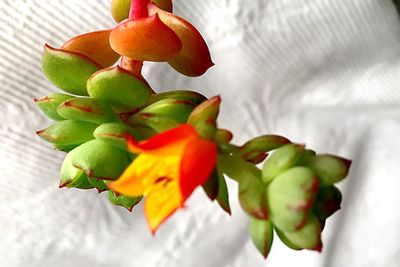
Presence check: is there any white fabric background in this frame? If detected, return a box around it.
[1,0,400,266]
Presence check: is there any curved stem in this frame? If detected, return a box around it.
[120,57,144,76]
[130,0,150,20]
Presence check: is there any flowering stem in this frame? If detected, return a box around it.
[130,0,150,20]
[120,57,144,76]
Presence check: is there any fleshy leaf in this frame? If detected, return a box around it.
[69,139,131,180]
[214,129,233,144]
[94,122,141,149]
[218,155,267,219]
[149,4,214,76]
[87,66,152,112]
[216,170,231,215]
[108,190,142,211]
[308,155,351,186]
[60,152,91,188]
[110,14,182,62]
[276,215,322,251]
[313,186,342,220]
[250,218,273,258]
[267,167,319,232]
[57,98,117,124]
[202,169,219,201]
[42,44,101,95]
[36,120,97,145]
[62,30,120,67]
[34,93,75,121]
[262,144,305,183]
[88,177,109,192]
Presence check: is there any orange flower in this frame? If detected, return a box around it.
[108,124,217,233]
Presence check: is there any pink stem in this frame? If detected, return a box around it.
[129,0,150,20]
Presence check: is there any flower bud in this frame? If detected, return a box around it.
[111,0,131,23]
[249,218,273,258]
[34,93,75,121]
[42,44,101,95]
[146,90,206,106]
[69,139,131,181]
[313,186,342,220]
[308,155,351,186]
[87,66,153,112]
[108,190,142,212]
[276,215,322,251]
[110,14,182,62]
[188,96,220,139]
[57,98,117,125]
[214,129,233,144]
[267,167,319,232]
[262,144,305,183]
[128,98,196,126]
[93,122,141,149]
[37,120,97,146]
[237,135,291,163]
[61,30,120,67]
[149,4,214,76]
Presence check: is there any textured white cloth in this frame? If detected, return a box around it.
[1,0,400,266]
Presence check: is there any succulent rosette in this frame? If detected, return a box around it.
[35,0,352,259]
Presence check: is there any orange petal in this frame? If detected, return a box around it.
[110,14,182,62]
[62,30,120,67]
[179,139,217,199]
[127,124,198,153]
[149,4,214,77]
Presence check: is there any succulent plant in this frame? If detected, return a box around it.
[35,0,352,260]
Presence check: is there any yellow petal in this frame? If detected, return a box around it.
[144,178,182,233]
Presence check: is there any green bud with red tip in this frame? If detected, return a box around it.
[237,135,291,163]
[188,96,221,139]
[128,98,196,126]
[57,98,117,124]
[42,45,101,96]
[146,90,206,106]
[214,129,233,144]
[262,144,305,183]
[93,122,141,149]
[250,218,273,258]
[308,155,351,186]
[267,167,319,232]
[36,120,97,146]
[68,139,131,181]
[87,66,153,113]
[108,190,142,211]
[34,93,75,121]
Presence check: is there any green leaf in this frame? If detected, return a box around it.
[60,152,91,188]
[249,218,273,258]
[308,155,351,186]
[57,98,117,124]
[37,120,97,145]
[267,167,319,232]
[42,44,101,95]
[146,90,206,106]
[108,190,142,211]
[262,144,305,183]
[35,93,75,121]
[237,135,291,162]
[69,139,131,180]
[87,66,152,112]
